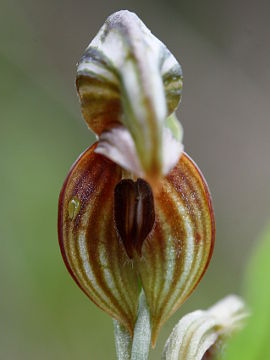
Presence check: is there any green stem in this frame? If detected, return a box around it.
[131,290,151,360]
[113,319,132,360]
[113,290,151,360]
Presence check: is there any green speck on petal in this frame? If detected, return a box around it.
[68,197,80,219]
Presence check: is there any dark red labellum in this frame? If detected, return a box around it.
[114,178,155,258]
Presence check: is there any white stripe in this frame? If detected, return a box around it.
[78,231,116,309]
[155,184,194,313]
[77,61,119,85]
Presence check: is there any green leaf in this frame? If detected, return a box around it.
[224,224,270,359]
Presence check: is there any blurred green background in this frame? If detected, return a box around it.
[1,0,270,359]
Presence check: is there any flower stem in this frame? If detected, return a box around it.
[131,290,151,360]
[113,319,132,360]
[113,290,151,360]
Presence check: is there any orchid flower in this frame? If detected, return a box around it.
[58,10,215,357]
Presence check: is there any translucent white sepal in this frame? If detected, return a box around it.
[95,126,143,177]
[95,125,183,177]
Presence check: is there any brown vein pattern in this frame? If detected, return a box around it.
[58,144,140,334]
[76,74,121,136]
[135,153,215,346]
[58,144,214,343]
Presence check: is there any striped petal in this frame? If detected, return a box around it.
[162,295,248,360]
[76,10,183,180]
[134,153,215,346]
[58,144,140,334]
[58,145,215,341]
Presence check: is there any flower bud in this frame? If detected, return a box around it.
[162,295,248,360]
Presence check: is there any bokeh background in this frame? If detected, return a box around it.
[1,0,270,359]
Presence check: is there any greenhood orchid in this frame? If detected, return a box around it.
[58,10,215,348]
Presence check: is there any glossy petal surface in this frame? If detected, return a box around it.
[58,145,215,341]
[135,153,215,345]
[58,144,140,334]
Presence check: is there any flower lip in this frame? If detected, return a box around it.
[114,178,155,258]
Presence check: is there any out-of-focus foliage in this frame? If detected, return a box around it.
[224,225,270,360]
[0,53,116,359]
